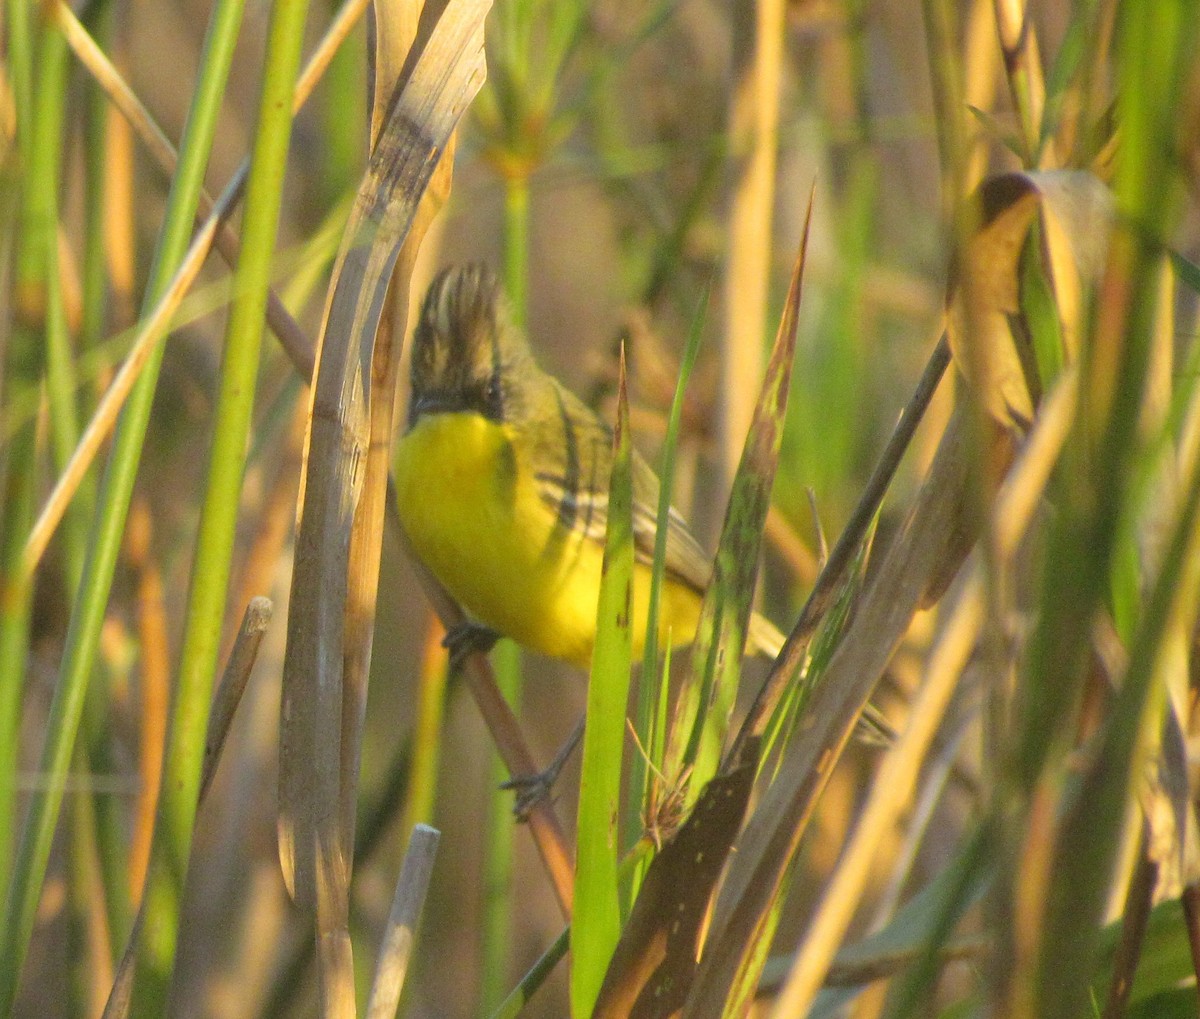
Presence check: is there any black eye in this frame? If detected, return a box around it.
[484,374,503,418]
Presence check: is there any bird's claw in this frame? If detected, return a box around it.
[500,717,585,821]
[442,621,500,674]
[501,767,562,821]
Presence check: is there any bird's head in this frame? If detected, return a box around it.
[408,263,533,426]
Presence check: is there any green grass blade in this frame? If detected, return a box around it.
[0,0,49,913]
[572,351,634,1018]
[628,282,706,864]
[666,199,813,799]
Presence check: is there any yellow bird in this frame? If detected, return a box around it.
[393,263,786,669]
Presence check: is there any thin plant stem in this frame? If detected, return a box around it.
[480,172,531,1011]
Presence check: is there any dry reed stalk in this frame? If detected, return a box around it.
[963,0,1003,188]
[720,0,785,488]
[102,90,136,328]
[200,598,273,802]
[365,823,440,1019]
[276,2,491,1008]
[334,0,454,992]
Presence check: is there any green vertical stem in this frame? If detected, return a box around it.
[502,173,529,330]
[320,0,364,206]
[75,0,133,958]
[0,0,249,1009]
[34,22,87,588]
[0,0,39,906]
[29,19,123,1005]
[79,0,115,363]
[130,0,314,1007]
[4,0,33,156]
[0,411,36,916]
[480,171,531,1010]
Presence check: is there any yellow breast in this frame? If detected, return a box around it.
[393,412,701,668]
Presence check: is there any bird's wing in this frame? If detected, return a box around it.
[530,381,712,595]
[630,452,711,594]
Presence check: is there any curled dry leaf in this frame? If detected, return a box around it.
[947,169,1114,430]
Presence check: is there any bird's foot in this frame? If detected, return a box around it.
[442,621,500,674]
[501,717,585,821]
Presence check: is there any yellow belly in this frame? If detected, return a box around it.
[393,412,701,668]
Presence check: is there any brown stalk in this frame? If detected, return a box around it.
[199,597,272,803]
[337,0,453,956]
[276,3,490,1009]
[720,0,785,487]
[1101,826,1157,1019]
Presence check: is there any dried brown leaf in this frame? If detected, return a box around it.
[277,0,488,931]
[947,169,1113,429]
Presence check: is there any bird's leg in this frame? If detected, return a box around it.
[502,716,586,821]
[442,620,501,674]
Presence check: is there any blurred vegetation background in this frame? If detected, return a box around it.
[2,0,1199,1016]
